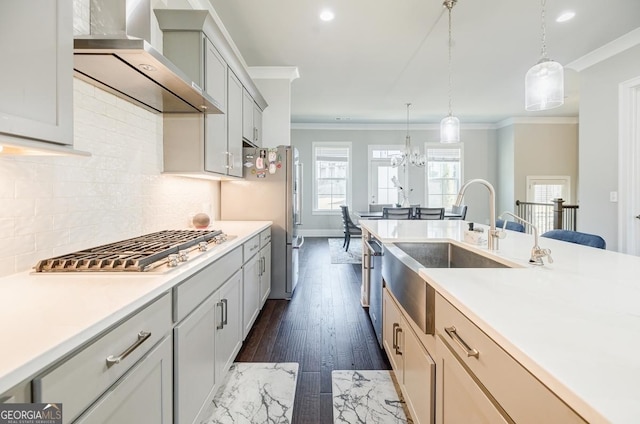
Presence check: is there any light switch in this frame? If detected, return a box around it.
[609,191,618,202]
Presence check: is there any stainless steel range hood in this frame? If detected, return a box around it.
[73,0,222,114]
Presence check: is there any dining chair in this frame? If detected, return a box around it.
[414,207,445,220]
[368,203,394,213]
[496,218,525,233]
[448,204,468,220]
[382,207,413,220]
[541,230,606,249]
[340,205,362,251]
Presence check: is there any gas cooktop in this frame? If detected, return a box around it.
[34,229,229,272]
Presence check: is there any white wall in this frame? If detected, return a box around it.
[292,125,498,235]
[579,44,640,251]
[514,123,579,203]
[497,125,515,214]
[0,80,219,277]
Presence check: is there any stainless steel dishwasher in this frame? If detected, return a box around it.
[365,237,384,347]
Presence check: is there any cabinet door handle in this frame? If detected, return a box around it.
[222,298,228,325]
[106,331,151,367]
[217,301,225,329]
[261,256,266,274]
[392,323,400,350]
[445,326,479,358]
[395,327,403,356]
[363,252,370,269]
[229,152,234,170]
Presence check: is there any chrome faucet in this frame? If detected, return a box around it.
[454,179,500,250]
[498,211,553,266]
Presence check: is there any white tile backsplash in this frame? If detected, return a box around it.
[0,79,220,277]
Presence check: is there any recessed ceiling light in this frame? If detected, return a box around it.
[320,9,335,22]
[556,11,575,22]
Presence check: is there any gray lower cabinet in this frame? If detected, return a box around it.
[242,253,261,340]
[174,293,218,424]
[259,242,271,307]
[173,247,244,424]
[214,270,243,383]
[0,0,73,148]
[74,336,173,424]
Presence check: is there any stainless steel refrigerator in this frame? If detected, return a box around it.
[221,146,303,299]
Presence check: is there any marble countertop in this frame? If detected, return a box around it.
[0,221,271,395]
[360,219,640,424]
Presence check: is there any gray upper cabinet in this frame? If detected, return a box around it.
[0,0,74,148]
[227,71,244,177]
[243,88,263,147]
[158,9,262,178]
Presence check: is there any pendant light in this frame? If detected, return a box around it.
[440,0,460,144]
[525,0,564,111]
[390,103,426,168]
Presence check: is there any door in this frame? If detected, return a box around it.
[383,289,404,377]
[403,314,435,424]
[75,336,172,424]
[259,243,272,306]
[619,77,640,255]
[227,71,244,177]
[436,337,508,424]
[215,270,242,381]
[368,146,405,205]
[242,88,254,142]
[203,38,228,174]
[243,254,261,338]
[174,294,217,424]
[0,0,73,146]
[253,104,263,146]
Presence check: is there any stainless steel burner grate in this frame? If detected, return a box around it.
[35,229,224,272]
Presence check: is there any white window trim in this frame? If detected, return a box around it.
[424,142,464,208]
[525,175,572,203]
[312,141,352,215]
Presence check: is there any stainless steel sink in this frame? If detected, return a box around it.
[382,242,511,334]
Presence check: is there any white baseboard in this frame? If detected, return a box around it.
[298,229,349,237]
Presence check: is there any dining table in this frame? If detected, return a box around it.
[355,211,463,219]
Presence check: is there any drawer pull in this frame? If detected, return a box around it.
[106,331,151,367]
[445,326,479,358]
[392,323,403,355]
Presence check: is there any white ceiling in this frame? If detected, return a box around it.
[207,0,640,124]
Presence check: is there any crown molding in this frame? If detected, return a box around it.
[249,66,300,81]
[566,27,640,72]
[495,117,579,129]
[291,122,495,131]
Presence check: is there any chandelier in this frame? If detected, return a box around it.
[525,0,564,111]
[391,103,426,168]
[440,0,460,143]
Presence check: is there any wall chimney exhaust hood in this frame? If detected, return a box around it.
[73,0,222,114]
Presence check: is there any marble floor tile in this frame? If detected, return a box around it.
[332,370,413,424]
[202,362,299,424]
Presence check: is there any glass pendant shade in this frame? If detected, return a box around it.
[525,59,564,111]
[440,115,460,143]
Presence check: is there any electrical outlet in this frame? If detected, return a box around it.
[609,191,618,202]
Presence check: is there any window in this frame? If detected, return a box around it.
[526,176,571,203]
[368,146,405,205]
[312,142,351,213]
[425,144,463,208]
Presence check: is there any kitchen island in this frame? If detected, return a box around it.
[360,218,640,424]
[0,221,270,420]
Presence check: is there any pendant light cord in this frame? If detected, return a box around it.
[445,0,455,117]
[540,0,547,60]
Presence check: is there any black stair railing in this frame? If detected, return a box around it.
[515,198,578,234]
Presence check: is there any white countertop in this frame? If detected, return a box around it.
[0,221,271,395]
[360,219,640,424]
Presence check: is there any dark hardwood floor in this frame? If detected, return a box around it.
[236,237,391,423]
